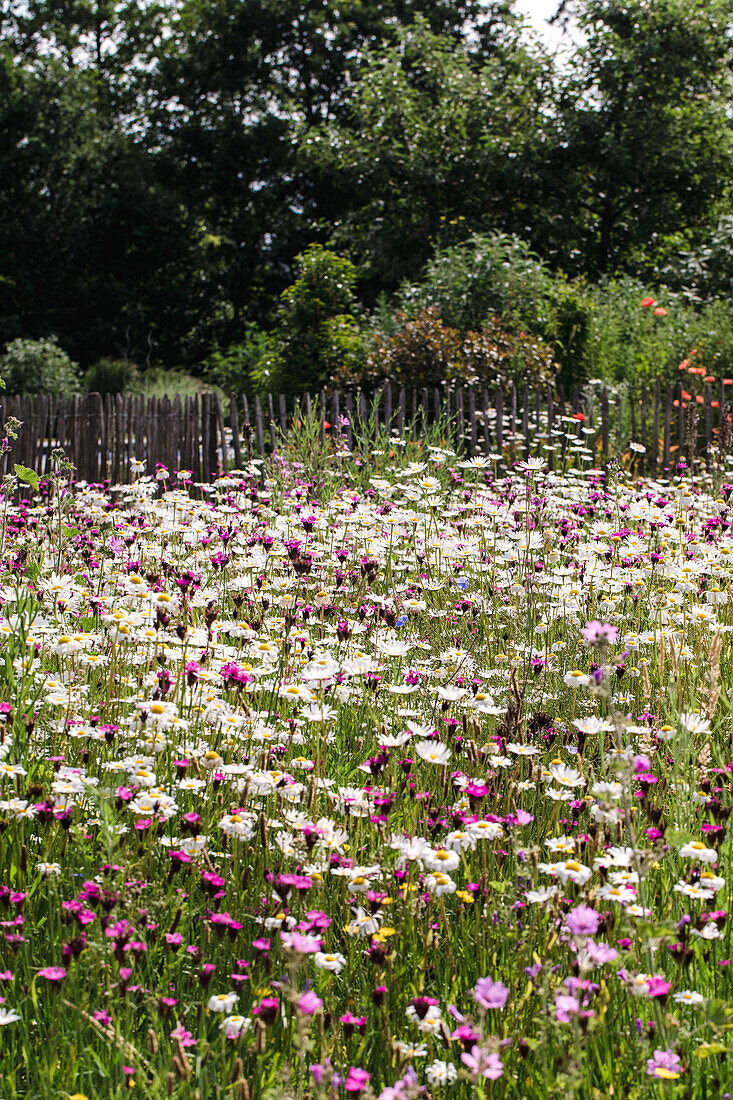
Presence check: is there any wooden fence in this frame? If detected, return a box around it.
[0,380,727,484]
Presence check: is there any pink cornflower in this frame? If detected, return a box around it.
[580,621,618,646]
[461,1046,504,1080]
[297,991,323,1016]
[555,994,581,1022]
[37,967,66,982]
[345,1067,371,1093]
[280,930,321,954]
[171,1025,196,1049]
[473,977,509,1010]
[646,1049,683,1079]
[565,905,601,936]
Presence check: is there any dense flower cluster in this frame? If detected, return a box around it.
[0,445,732,1097]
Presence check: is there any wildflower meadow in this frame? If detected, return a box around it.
[1,419,733,1100]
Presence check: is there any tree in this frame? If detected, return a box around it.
[545,0,733,275]
[300,21,553,297]
[0,44,219,365]
[151,0,505,343]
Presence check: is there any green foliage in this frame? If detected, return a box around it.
[400,233,552,332]
[303,22,549,295]
[661,216,733,308]
[128,368,215,398]
[0,337,80,395]
[83,357,138,395]
[14,464,39,490]
[583,278,733,385]
[398,233,593,388]
[2,0,733,388]
[202,326,277,395]
[542,278,595,392]
[364,307,556,390]
[322,314,368,389]
[548,0,733,276]
[260,245,367,394]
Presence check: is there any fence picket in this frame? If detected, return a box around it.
[482,389,491,456]
[468,386,477,457]
[254,395,265,456]
[230,396,242,468]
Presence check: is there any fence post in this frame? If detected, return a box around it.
[215,395,228,473]
[254,395,265,456]
[662,385,673,472]
[345,392,354,451]
[267,393,277,453]
[200,394,211,482]
[522,385,529,459]
[468,386,477,457]
[640,383,647,475]
[456,387,465,455]
[495,387,504,465]
[230,395,242,468]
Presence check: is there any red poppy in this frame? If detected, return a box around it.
[654,307,667,316]
[573,412,586,422]
[642,298,656,308]
[704,376,716,383]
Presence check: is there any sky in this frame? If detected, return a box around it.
[517,0,562,32]
[514,0,581,58]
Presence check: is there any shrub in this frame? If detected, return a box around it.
[129,368,215,398]
[541,279,594,391]
[366,308,463,389]
[365,308,557,391]
[398,233,594,387]
[202,325,277,395]
[83,358,138,395]
[461,318,557,389]
[399,232,552,332]
[259,245,368,395]
[0,337,80,395]
[581,278,733,386]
